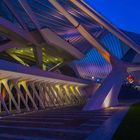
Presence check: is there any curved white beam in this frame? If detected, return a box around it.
[0,17,35,44]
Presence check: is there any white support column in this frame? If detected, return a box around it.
[0,101,1,112]
[69,85,81,104]
[37,82,48,108]
[73,86,86,104]
[53,84,65,106]
[0,91,9,114]
[47,84,61,107]
[63,85,75,105]
[83,66,127,111]
[9,94,12,112]
[19,81,38,110]
[28,81,45,109]
[77,86,87,103]
[65,85,77,105]
[0,95,9,114]
[59,84,71,105]
[42,83,56,107]
[13,80,30,111]
[102,78,124,108]
[18,92,20,109]
[1,79,21,113]
[58,84,71,105]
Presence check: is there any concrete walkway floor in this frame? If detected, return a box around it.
[0,106,120,140]
[86,99,140,140]
[1,100,139,140]
[86,106,129,140]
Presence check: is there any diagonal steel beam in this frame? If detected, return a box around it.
[18,0,84,59]
[0,17,36,44]
[0,17,44,68]
[72,0,140,54]
[3,0,28,31]
[18,0,81,67]
[40,28,84,59]
[18,0,41,30]
[48,0,115,63]
[0,41,23,52]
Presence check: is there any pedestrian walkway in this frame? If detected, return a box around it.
[0,106,119,140]
[86,106,129,140]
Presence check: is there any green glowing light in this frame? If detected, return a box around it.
[6,47,64,71]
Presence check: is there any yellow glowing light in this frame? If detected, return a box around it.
[55,84,60,88]
[63,85,70,96]
[43,63,47,71]
[7,53,29,66]
[75,86,82,96]
[51,86,58,97]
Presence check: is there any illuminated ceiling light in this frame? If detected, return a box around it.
[97,78,101,82]
[92,76,95,80]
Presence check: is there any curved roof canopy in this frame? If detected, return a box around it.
[0,0,139,79]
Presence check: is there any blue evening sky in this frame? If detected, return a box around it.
[84,0,140,34]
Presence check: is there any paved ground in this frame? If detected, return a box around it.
[87,106,129,140]
[0,106,119,140]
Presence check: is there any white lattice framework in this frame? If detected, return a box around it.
[0,70,86,115]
